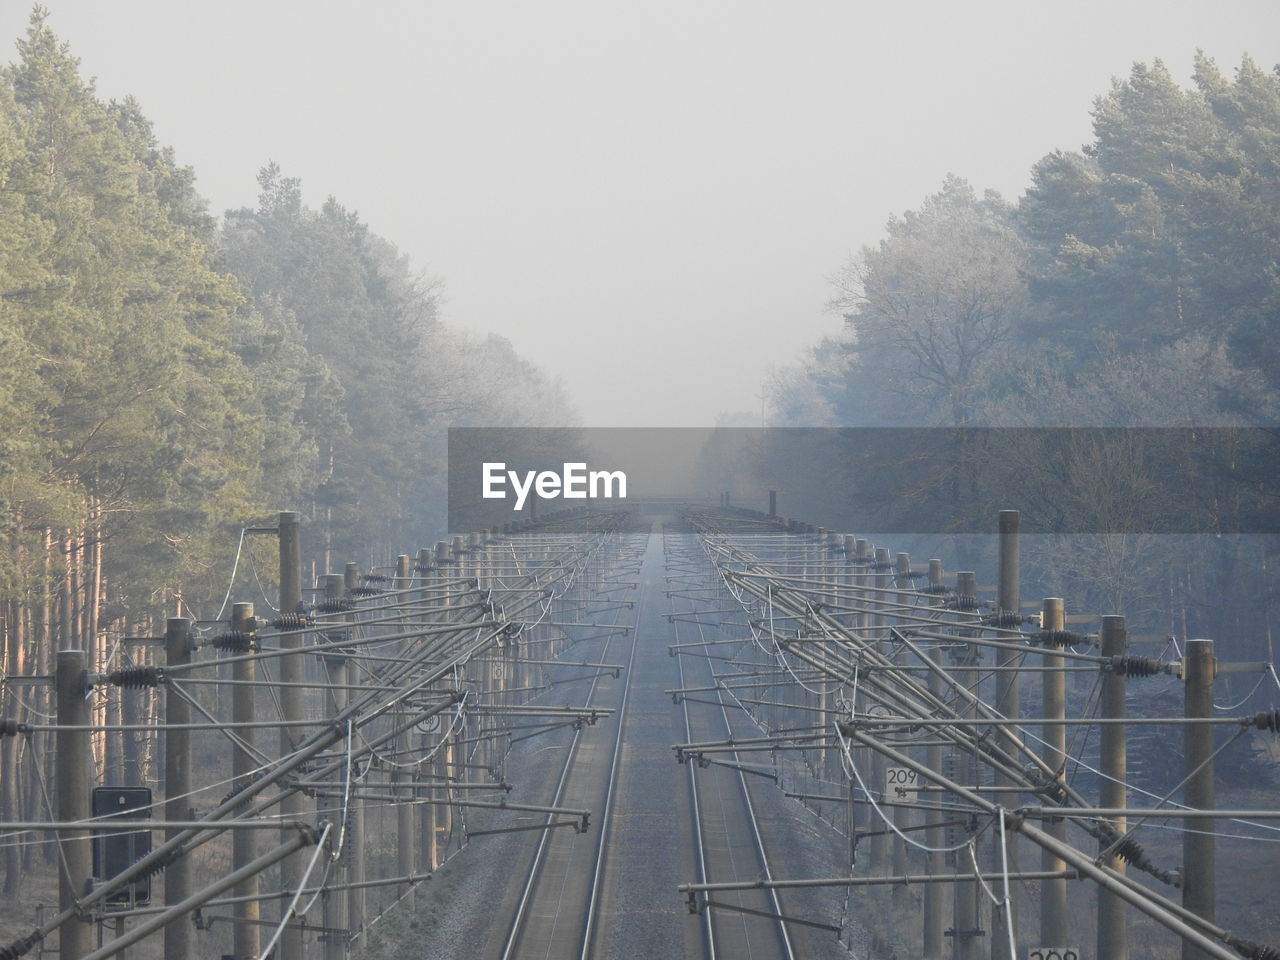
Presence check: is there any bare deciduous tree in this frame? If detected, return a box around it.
[829,175,1028,426]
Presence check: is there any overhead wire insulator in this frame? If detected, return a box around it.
[361,573,390,583]
[0,930,44,960]
[212,631,256,653]
[269,613,312,630]
[312,598,355,614]
[1024,764,1069,803]
[1252,708,1280,733]
[1036,629,1087,648]
[921,585,951,596]
[106,666,162,688]
[130,847,181,882]
[1102,830,1180,886]
[349,586,383,598]
[1110,833,1145,865]
[1105,655,1165,678]
[1039,781,1069,804]
[1234,939,1280,960]
[982,610,1029,628]
[946,596,979,611]
[0,718,29,737]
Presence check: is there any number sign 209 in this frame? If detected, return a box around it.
[885,766,918,801]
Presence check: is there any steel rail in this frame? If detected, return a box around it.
[4,520,625,958]
[674,511,1225,953]
[669,530,797,960]
[578,537,645,960]
[498,536,639,960]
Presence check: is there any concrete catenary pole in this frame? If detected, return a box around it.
[991,510,1020,960]
[433,540,453,862]
[321,574,349,960]
[1182,638,1217,960]
[164,618,193,960]
[417,546,438,873]
[276,510,306,960]
[1039,598,1069,948]
[394,554,417,900]
[340,564,366,944]
[846,536,865,846]
[953,571,979,960]
[924,621,948,958]
[870,547,892,875]
[891,552,913,895]
[1098,616,1128,960]
[230,602,260,960]
[56,649,93,960]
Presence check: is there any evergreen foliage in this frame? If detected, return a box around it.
[0,9,572,659]
[776,54,1280,657]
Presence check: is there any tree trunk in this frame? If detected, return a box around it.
[59,533,72,652]
[28,528,53,867]
[86,506,106,782]
[2,592,24,893]
[143,624,159,786]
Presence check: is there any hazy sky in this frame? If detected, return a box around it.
[5,1,1278,426]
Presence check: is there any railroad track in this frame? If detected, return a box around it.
[497,535,644,960]
[666,528,797,960]
[484,522,848,960]
[18,504,1274,960]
